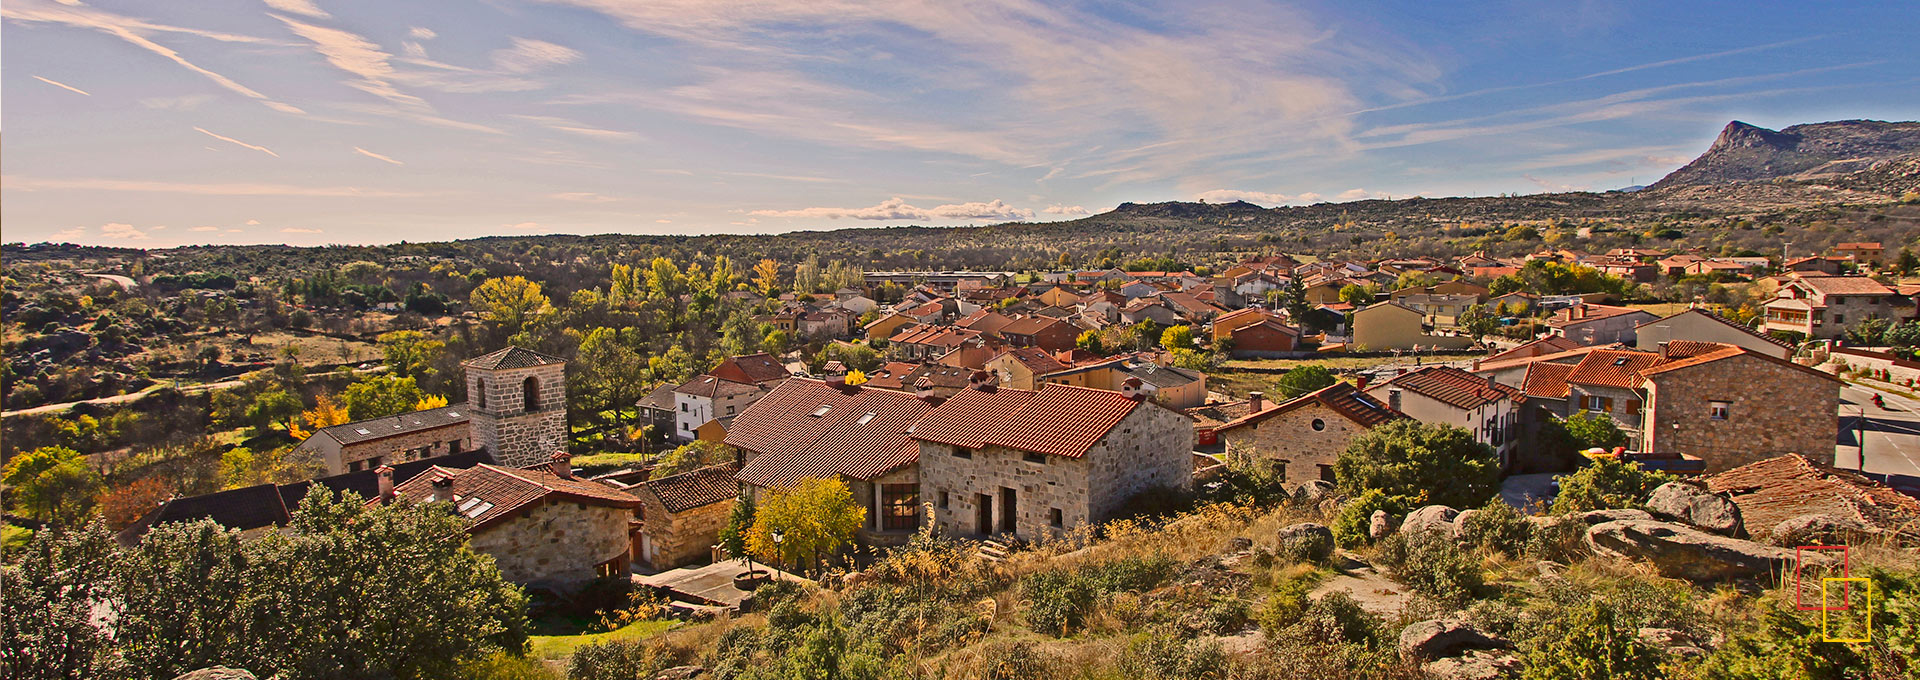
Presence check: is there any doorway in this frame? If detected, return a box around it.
[976,494,993,535]
[1000,487,1017,534]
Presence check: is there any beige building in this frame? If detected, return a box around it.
[1214,383,1403,484]
[911,381,1193,539]
[634,465,737,570]
[1547,304,1660,347]
[1634,308,1793,359]
[1351,301,1473,351]
[1762,276,1899,340]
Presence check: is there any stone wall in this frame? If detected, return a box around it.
[467,499,631,588]
[468,362,568,468]
[639,493,733,570]
[920,440,1092,539]
[1565,384,1646,447]
[1218,402,1365,485]
[328,424,473,475]
[1644,353,1839,472]
[855,466,921,546]
[1084,403,1194,523]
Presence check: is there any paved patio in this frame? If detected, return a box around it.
[637,560,811,609]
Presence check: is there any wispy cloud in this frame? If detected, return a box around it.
[32,75,90,96]
[1042,204,1090,215]
[263,0,330,20]
[490,37,581,73]
[281,227,323,234]
[409,27,436,40]
[6,175,427,197]
[190,225,221,232]
[550,192,618,202]
[4,0,304,114]
[195,127,279,157]
[750,197,1033,222]
[508,114,640,141]
[101,223,149,240]
[353,146,405,165]
[504,221,543,230]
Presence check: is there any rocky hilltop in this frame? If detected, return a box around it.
[1650,119,1920,189]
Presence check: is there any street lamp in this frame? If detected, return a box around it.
[770,529,784,579]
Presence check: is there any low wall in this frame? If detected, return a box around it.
[1830,347,1920,386]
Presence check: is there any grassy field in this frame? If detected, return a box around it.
[1623,301,1693,318]
[529,619,678,660]
[235,331,382,366]
[1210,355,1422,397]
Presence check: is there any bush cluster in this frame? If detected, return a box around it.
[1375,531,1483,605]
[1022,555,1177,636]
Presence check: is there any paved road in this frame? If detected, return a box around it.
[83,272,137,289]
[1835,383,1920,481]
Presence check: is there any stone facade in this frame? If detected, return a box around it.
[1217,401,1366,484]
[467,499,632,587]
[637,492,733,570]
[919,402,1192,539]
[320,424,472,475]
[1643,353,1839,472]
[468,361,569,468]
[1566,384,1647,448]
[852,465,922,546]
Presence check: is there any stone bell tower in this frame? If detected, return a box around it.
[462,346,568,468]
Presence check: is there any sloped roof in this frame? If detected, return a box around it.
[391,463,641,532]
[1001,315,1065,336]
[1795,276,1894,296]
[1639,308,1794,349]
[645,465,738,513]
[463,346,563,370]
[1186,399,1257,429]
[637,383,678,411]
[1564,349,1664,389]
[713,352,790,384]
[1481,336,1583,365]
[1129,363,1203,389]
[1375,366,1522,410]
[902,363,973,388]
[997,346,1068,374]
[956,310,1017,335]
[1547,304,1656,327]
[1520,362,1577,399]
[1216,382,1402,433]
[908,383,1147,458]
[674,374,762,399]
[316,405,468,446]
[730,379,934,487]
[1706,454,1920,535]
[1637,343,1841,384]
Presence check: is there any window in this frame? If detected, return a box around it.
[476,379,487,409]
[1584,395,1613,413]
[1049,508,1064,528]
[856,412,876,425]
[522,377,540,411]
[448,439,462,454]
[810,404,833,417]
[1834,314,1845,324]
[1710,401,1731,420]
[1310,418,1326,431]
[951,448,972,459]
[938,490,950,509]
[881,484,919,531]
[1319,465,1335,482]
[1023,452,1047,464]
[680,402,688,412]
[726,405,736,416]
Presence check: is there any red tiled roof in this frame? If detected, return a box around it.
[1637,343,1841,384]
[728,379,933,487]
[904,301,946,318]
[891,324,982,348]
[1547,304,1653,327]
[645,465,737,513]
[675,374,762,398]
[1706,454,1920,534]
[956,310,1017,335]
[1481,336,1583,365]
[997,347,1068,374]
[1375,366,1522,410]
[712,352,790,384]
[1217,382,1402,432]
[1520,362,1576,399]
[392,463,642,533]
[1795,276,1894,296]
[1001,316,1064,336]
[1564,349,1663,389]
[908,383,1145,458]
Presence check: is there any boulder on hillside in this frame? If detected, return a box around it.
[1399,618,1509,660]
[1424,650,1523,680]
[1403,505,1461,537]
[1586,519,1824,581]
[1369,510,1393,540]
[1575,508,1655,525]
[1294,480,1336,504]
[1769,513,1869,547]
[173,669,257,680]
[1277,522,1335,562]
[655,667,706,680]
[1646,482,1744,537]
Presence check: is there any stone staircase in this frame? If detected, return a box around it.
[978,538,1011,563]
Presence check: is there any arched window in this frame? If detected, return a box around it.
[523,376,540,412]
[476,379,488,409]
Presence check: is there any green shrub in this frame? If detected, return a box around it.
[1254,577,1314,634]
[460,652,561,680]
[1456,499,1532,556]
[1375,531,1483,606]
[569,639,687,680]
[1118,629,1228,680]
[953,640,1058,680]
[1279,528,1334,565]
[1549,457,1675,515]
[1083,555,1178,593]
[1202,595,1252,635]
[1690,607,1866,680]
[1331,489,1402,548]
[1525,516,1589,563]
[1334,419,1500,511]
[1022,569,1097,637]
[1518,600,1664,680]
[1295,591,1380,646]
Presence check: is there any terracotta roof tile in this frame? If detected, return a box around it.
[1376,366,1522,410]
[729,379,934,487]
[998,347,1068,374]
[1795,276,1894,296]
[1564,349,1664,389]
[1217,382,1402,432]
[645,465,738,513]
[391,463,642,532]
[1520,362,1575,399]
[1706,454,1920,535]
[674,375,763,398]
[462,346,563,370]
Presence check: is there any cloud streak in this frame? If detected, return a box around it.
[32,75,90,96]
[6,175,428,197]
[751,197,1034,222]
[195,127,279,157]
[490,37,581,73]
[353,146,405,165]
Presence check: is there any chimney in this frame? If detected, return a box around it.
[915,376,937,400]
[1354,376,1370,391]
[375,465,395,502]
[1249,391,1265,412]
[1486,373,1498,390]
[548,451,574,480]
[430,474,454,504]
[968,370,995,390]
[1657,341,1671,360]
[1120,376,1148,401]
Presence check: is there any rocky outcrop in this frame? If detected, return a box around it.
[1369,510,1392,540]
[1293,480,1336,504]
[1645,482,1744,537]
[1424,650,1522,680]
[1575,508,1654,525]
[654,667,706,680]
[1652,120,1920,189]
[1399,618,1509,660]
[1277,522,1335,562]
[1403,505,1460,537]
[173,669,257,680]
[1768,513,1868,547]
[1585,519,1821,580]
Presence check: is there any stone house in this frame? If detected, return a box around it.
[1638,344,1840,472]
[299,404,473,475]
[390,455,643,589]
[910,381,1194,539]
[673,375,765,442]
[1635,308,1793,359]
[1213,383,1403,484]
[464,347,570,468]
[1547,304,1659,346]
[726,377,936,546]
[633,465,737,570]
[1762,275,1899,340]
[1366,367,1522,470]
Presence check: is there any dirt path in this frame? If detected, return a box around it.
[3,366,385,419]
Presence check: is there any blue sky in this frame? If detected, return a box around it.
[4,0,1917,247]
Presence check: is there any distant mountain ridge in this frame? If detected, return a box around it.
[1650,119,1920,189]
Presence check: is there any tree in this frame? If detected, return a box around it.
[1887,321,1920,350]
[1549,456,1674,515]
[653,440,732,477]
[2,446,104,524]
[1334,419,1500,510]
[1076,330,1105,355]
[97,476,174,530]
[747,477,865,572]
[1457,303,1498,341]
[762,329,793,357]
[1275,365,1336,398]
[0,522,121,679]
[577,327,646,424]
[111,520,249,678]
[246,389,304,436]
[1282,277,1311,322]
[290,392,351,441]
[1896,248,1918,276]
[1338,284,1371,306]
[468,276,553,338]
[752,258,781,296]
[378,330,446,381]
[1561,411,1627,450]
[1160,325,1197,351]
[340,374,429,420]
[718,493,756,567]
[1504,224,1541,241]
